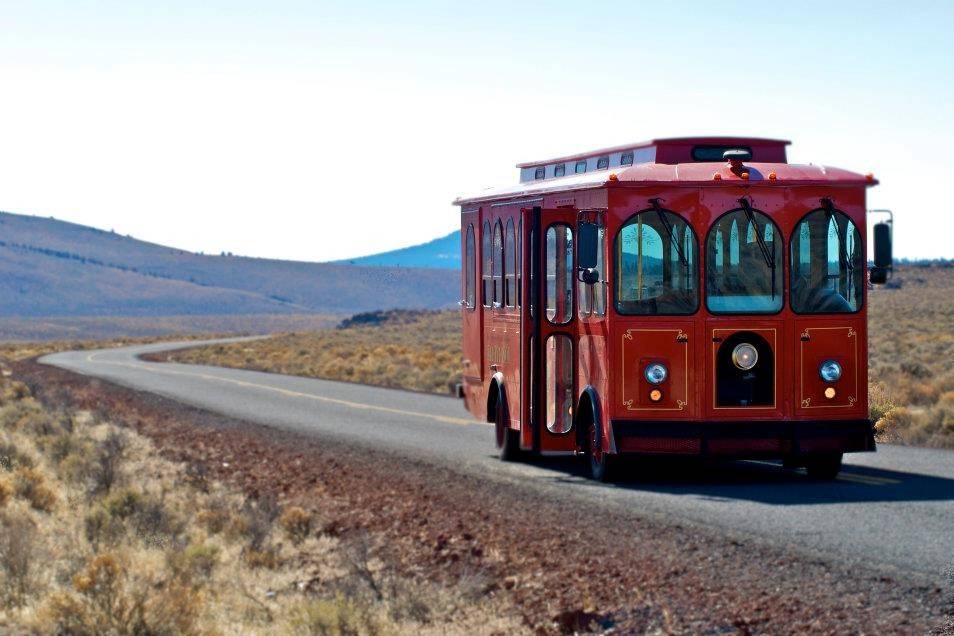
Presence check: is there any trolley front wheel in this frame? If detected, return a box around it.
[587,421,618,482]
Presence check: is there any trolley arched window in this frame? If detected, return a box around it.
[465,224,476,310]
[545,224,573,324]
[517,219,522,308]
[790,207,863,313]
[481,221,492,307]
[492,221,504,306]
[615,208,698,315]
[706,205,782,314]
[505,219,516,307]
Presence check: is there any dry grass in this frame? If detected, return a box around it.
[868,265,954,448]
[166,310,462,395]
[0,366,523,634]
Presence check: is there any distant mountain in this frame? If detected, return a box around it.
[0,211,458,318]
[336,231,460,269]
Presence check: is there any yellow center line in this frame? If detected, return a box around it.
[85,352,482,427]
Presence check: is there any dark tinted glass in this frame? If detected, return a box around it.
[692,145,752,162]
[615,210,698,315]
[706,209,782,313]
[791,209,863,313]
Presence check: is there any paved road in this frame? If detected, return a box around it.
[42,339,954,585]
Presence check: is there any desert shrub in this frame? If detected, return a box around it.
[90,430,128,495]
[868,383,895,425]
[0,510,37,607]
[104,488,144,521]
[0,436,35,472]
[874,407,921,444]
[12,466,57,512]
[44,552,203,636]
[128,494,186,549]
[279,506,314,545]
[85,507,125,550]
[168,542,219,584]
[0,478,11,507]
[242,546,281,570]
[196,498,231,535]
[232,497,280,550]
[288,594,380,636]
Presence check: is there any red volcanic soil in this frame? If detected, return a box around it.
[16,359,950,635]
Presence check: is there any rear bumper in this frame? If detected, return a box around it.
[611,419,875,457]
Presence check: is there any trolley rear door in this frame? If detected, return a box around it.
[459,209,482,413]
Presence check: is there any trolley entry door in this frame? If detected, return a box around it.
[530,208,579,455]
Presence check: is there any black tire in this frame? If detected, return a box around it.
[804,453,843,480]
[586,419,617,482]
[494,400,520,462]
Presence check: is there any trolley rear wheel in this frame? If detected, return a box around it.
[494,401,520,462]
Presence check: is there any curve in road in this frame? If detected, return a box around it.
[41,338,954,585]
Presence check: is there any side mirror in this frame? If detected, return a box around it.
[577,222,599,271]
[872,221,893,285]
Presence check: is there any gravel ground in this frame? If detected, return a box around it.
[16,359,952,635]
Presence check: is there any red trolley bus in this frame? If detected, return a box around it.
[455,136,893,481]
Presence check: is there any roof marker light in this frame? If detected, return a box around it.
[713,173,722,181]
[866,173,875,183]
[741,172,750,180]
[608,173,619,182]
[768,172,777,180]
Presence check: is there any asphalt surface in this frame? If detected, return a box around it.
[41,338,954,585]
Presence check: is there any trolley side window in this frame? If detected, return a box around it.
[705,208,782,314]
[790,208,863,313]
[615,209,698,315]
[493,221,504,306]
[505,219,517,308]
[545,224,574,324]
[481,221,492,307]
[465,224,476,309]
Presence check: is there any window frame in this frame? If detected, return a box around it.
[596,156,609,170]
[492,220,504,306]
[481,220,492,307]
[620,152,634,166]
[574,160,587,174]
[534,166,545,180]
[504,218,517,308]
[789,207,865,315]
[554,164,566,177]
[464,223,476,310]
[613,208,700,317]
[704,207,784,316]
[545,222,575,326]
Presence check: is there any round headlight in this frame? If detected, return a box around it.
[732,343,759,370]
[819,360,842,383]
[644,363,668,385]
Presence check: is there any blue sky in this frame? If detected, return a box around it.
[1,1,951,260]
